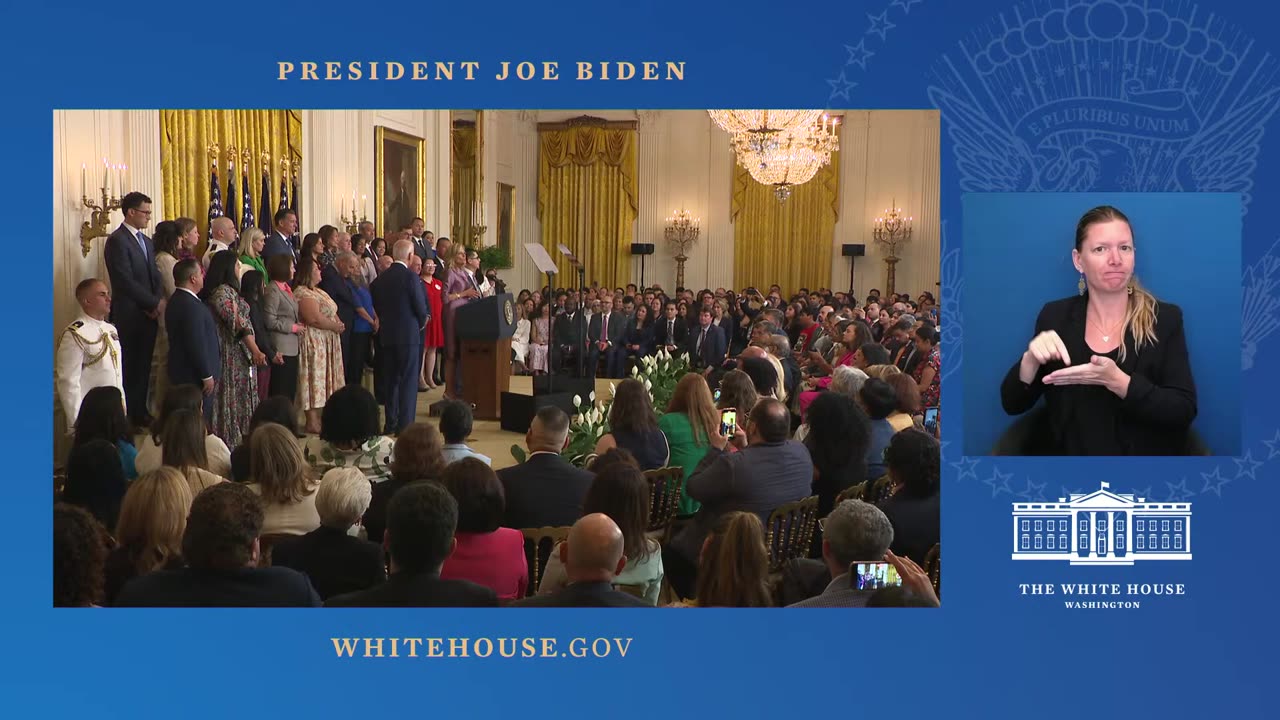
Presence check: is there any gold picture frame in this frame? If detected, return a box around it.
[375,126,426,237]
[496,181,515,257]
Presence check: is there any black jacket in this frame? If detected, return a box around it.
[497,452,594,530]
[325,570,498,607]
[271,526,386,600]
[114,565,321,607]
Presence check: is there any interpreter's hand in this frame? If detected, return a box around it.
[885,550,939,607]
[1024,330,1071,369]
[1043,354,1128,397]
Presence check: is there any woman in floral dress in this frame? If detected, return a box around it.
[204,251,265,449]
[527,301,551,374]
[293,254,345,434]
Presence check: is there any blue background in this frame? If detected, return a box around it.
[961,192,1241,455]
[13,0,1280,717]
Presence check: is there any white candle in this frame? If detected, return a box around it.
[103,158,109,196]
[362,194,367,219]
[81,164,86,200]
[121,164,127,193]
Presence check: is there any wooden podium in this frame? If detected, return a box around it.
[454,293,517,420]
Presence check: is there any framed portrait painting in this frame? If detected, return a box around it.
[497,181,514,256]
[375,126,426,237]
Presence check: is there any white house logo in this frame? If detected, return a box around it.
[1011,481,1191,565]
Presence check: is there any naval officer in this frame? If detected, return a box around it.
[56,278,125,433]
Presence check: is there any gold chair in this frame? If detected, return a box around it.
[613,583,646,599]
[833,483,861,507]
[764,495,820,573]
[643,466,685,537]
[520,526,571,597]
[868,474,894,504]
[924,543,940,597]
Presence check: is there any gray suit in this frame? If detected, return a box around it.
[669,440,813,563]
[787,573,875,608]
[262,282,300,357]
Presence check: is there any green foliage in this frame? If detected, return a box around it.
[477,244,513,270]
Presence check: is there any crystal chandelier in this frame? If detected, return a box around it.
[707,109,824,136]
[732,116,840,201]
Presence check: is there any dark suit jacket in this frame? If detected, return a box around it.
[878,492,940,567]
[685,322,728,369]
[410,236,433,262]
[363,478,409,546]
[319,265,357,341]
[655,316,687,349]
[325,570,498,607]
[1000,295,1197,455]
[165,289,220,385]
[104,224,163,327]
[370,262,428,347]
[623,319,656,355]
[554,311,587,351]
[671,440,814,562]
[497,452,594,529]
[271,525,386,600]
[513,581,650,608]
[588,311,626,348]
[114,565,321,607]
[262,230,294,259]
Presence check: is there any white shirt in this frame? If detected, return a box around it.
[203,239,230,270]
[56,314,124,432]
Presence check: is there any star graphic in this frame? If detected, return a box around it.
[984,467,1014,497]
[1188,88,1200,99]
[1161,148,1176,158]
[1015,478,1048,501]
[1133,486,1153,502]
[1054,66,1066,77]
[827,71,857,101]
[1165,478,1194,501]
[1137,144,1151,156]
[951,456,981,482]
[1124,61,1135,71]
[1012,86,1025,98]
[1146,174,1159,185]
[1166,76,1179,89]
[1077,61,1088,71]
[1200,467,1231,497]
[1263,428,1280,459]
[866,10,896,41]
[1100,59,1111,69]
[1234,451,1264,480]
[891,0,922,14]
[1033,75,1046,88]
[845,39,875,70]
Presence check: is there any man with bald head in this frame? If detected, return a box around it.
[370,239,429,434]
[514,514,649,607]
[203,216,238,271]
[497,406,595,530]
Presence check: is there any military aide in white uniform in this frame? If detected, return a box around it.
[57,278,125,433]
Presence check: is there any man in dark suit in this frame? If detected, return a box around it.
[409,217,433,261]
[103,192,164,428]
[321,252,359,378]
[497,406,594,529]
[165,259,220,423]
[262,208,299,260]
[553,297,587,376]
[514,514,649,607]
[326,482,498,607]
[655,301,687,355]
[665,398,814,598]
[370,240,428,434]
[115,483,321,607]
[686,307,727,377]
[272,468,387,600]
[587,299,626,379]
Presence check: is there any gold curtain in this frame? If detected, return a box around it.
[537,123,638,287]
[730,151,840,295]
[450,123,477,244]
[160,110,302,255]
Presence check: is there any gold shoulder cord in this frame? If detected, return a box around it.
[68,326,118,368]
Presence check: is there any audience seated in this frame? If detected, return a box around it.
[866,551,939,607]
[73,386,138,480]
[230,397,300,482]
[804,392,871,523]
[272,467,386,600]
[63,439,128,532]
[884,373,922,433]
[162,408,228,495]
[439,458,528,601]
[327,482,498,607]
[665,398,812,599]
[498,406,594,529]
[364,422,447,545]
[514,514,650,607]
[716,369,759,429]
[104,467,192,605]
[246,423,320,535]
[301,385,395,483]
[115,483,322,606]
[859,379,899,481]
[788,500,894,607]
[738,350,782,402]
[135,384,232,478]
[54,503,110,607]
[679,511,771,608]
[877,430,941,566]
[658,373,720,515]
[594,379,670,470]
[439,399,493,466]
[538,453,665,605]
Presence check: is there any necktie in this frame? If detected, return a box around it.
[697,328,705,355]
[668,320,674,341]
[602,313,608,341]
[136,231,148,260]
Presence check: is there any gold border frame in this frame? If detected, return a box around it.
[496,181,515,257]
[374,125,426,236]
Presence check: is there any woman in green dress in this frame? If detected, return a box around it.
[239,228,268,279]
[658,372,721,515]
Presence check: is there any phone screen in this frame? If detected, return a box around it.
[853,562,902,591]
[714,389,721,403]
[923,406,939,438]
[719,408,737,437]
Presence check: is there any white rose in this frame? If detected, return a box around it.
[644,378,652,391]
[631,365,638,377]
[589,391,596,402]
[573,394,582,407]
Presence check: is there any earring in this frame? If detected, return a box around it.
[1127,283,1134,296]
[1078,274,1086,296]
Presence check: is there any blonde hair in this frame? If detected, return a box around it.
[864,364,902,381]
[696,511,772,607]
[114,467,193,576]
[666,372,720,447]
[316,467,373,529]
[249,423,316,504]
[241,228,265,259]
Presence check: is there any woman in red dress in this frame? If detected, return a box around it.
[420,255,446,390]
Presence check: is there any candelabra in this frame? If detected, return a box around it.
[470,199,487,244]
[664,207,700,290]
[79,158,124,257]
[872,198,913,298]
[340,189,369,235]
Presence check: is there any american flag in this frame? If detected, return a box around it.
[225,159,238,228]
[207,165,224,229]
[240,169,256,232]
[258,169,272,235]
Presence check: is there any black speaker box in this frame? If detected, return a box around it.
[533,374,595,399]
[500,391,577,433]
[842,243,866,257]
[630,242,655,255]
